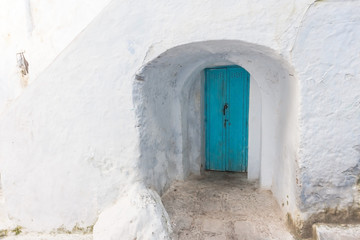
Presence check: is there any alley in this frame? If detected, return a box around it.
[161,172,295,240]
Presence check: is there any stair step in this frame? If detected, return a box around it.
[313,224,360,240]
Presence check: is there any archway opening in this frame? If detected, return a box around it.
[133,40,299,215]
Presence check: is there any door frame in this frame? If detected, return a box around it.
[204,65,250,172]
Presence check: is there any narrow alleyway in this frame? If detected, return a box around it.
[161,172,295,240]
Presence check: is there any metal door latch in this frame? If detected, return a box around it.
[223,103,228,115]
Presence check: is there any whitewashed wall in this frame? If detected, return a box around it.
[0,0,359,239]
[292,2,360,233]
[0,0,111,114]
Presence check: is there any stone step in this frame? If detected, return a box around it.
[313,224,360,240]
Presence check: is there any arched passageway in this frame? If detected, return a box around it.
[133,40,299,215]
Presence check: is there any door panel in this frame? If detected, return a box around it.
[227,67,250,172]
[205,68,227,171]
[205,66,250,172]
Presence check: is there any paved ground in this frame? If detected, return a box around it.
[161,172,295,240]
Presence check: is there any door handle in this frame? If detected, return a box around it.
[223,103,228,115]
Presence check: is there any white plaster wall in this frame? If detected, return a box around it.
[248,77,262,180]
[0,0,307,232]
[0,0,358,238]
[0,0,111,114]
[292,1,360,221]
[186,71,203,175]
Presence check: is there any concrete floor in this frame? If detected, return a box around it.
[161,172,295,240]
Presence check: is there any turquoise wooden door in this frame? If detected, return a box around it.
[205,66,250,172]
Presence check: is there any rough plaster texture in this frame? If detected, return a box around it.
[93,183,171,240]
[314,224,360,240]
[292,1,360,223]
[0,0,111,114]
[0,0,359,239]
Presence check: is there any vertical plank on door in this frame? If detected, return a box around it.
[227,67,250,172]
[205,68,227,171]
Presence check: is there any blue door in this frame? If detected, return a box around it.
[205,66,250,172]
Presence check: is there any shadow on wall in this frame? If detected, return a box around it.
[132,40,299,215]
